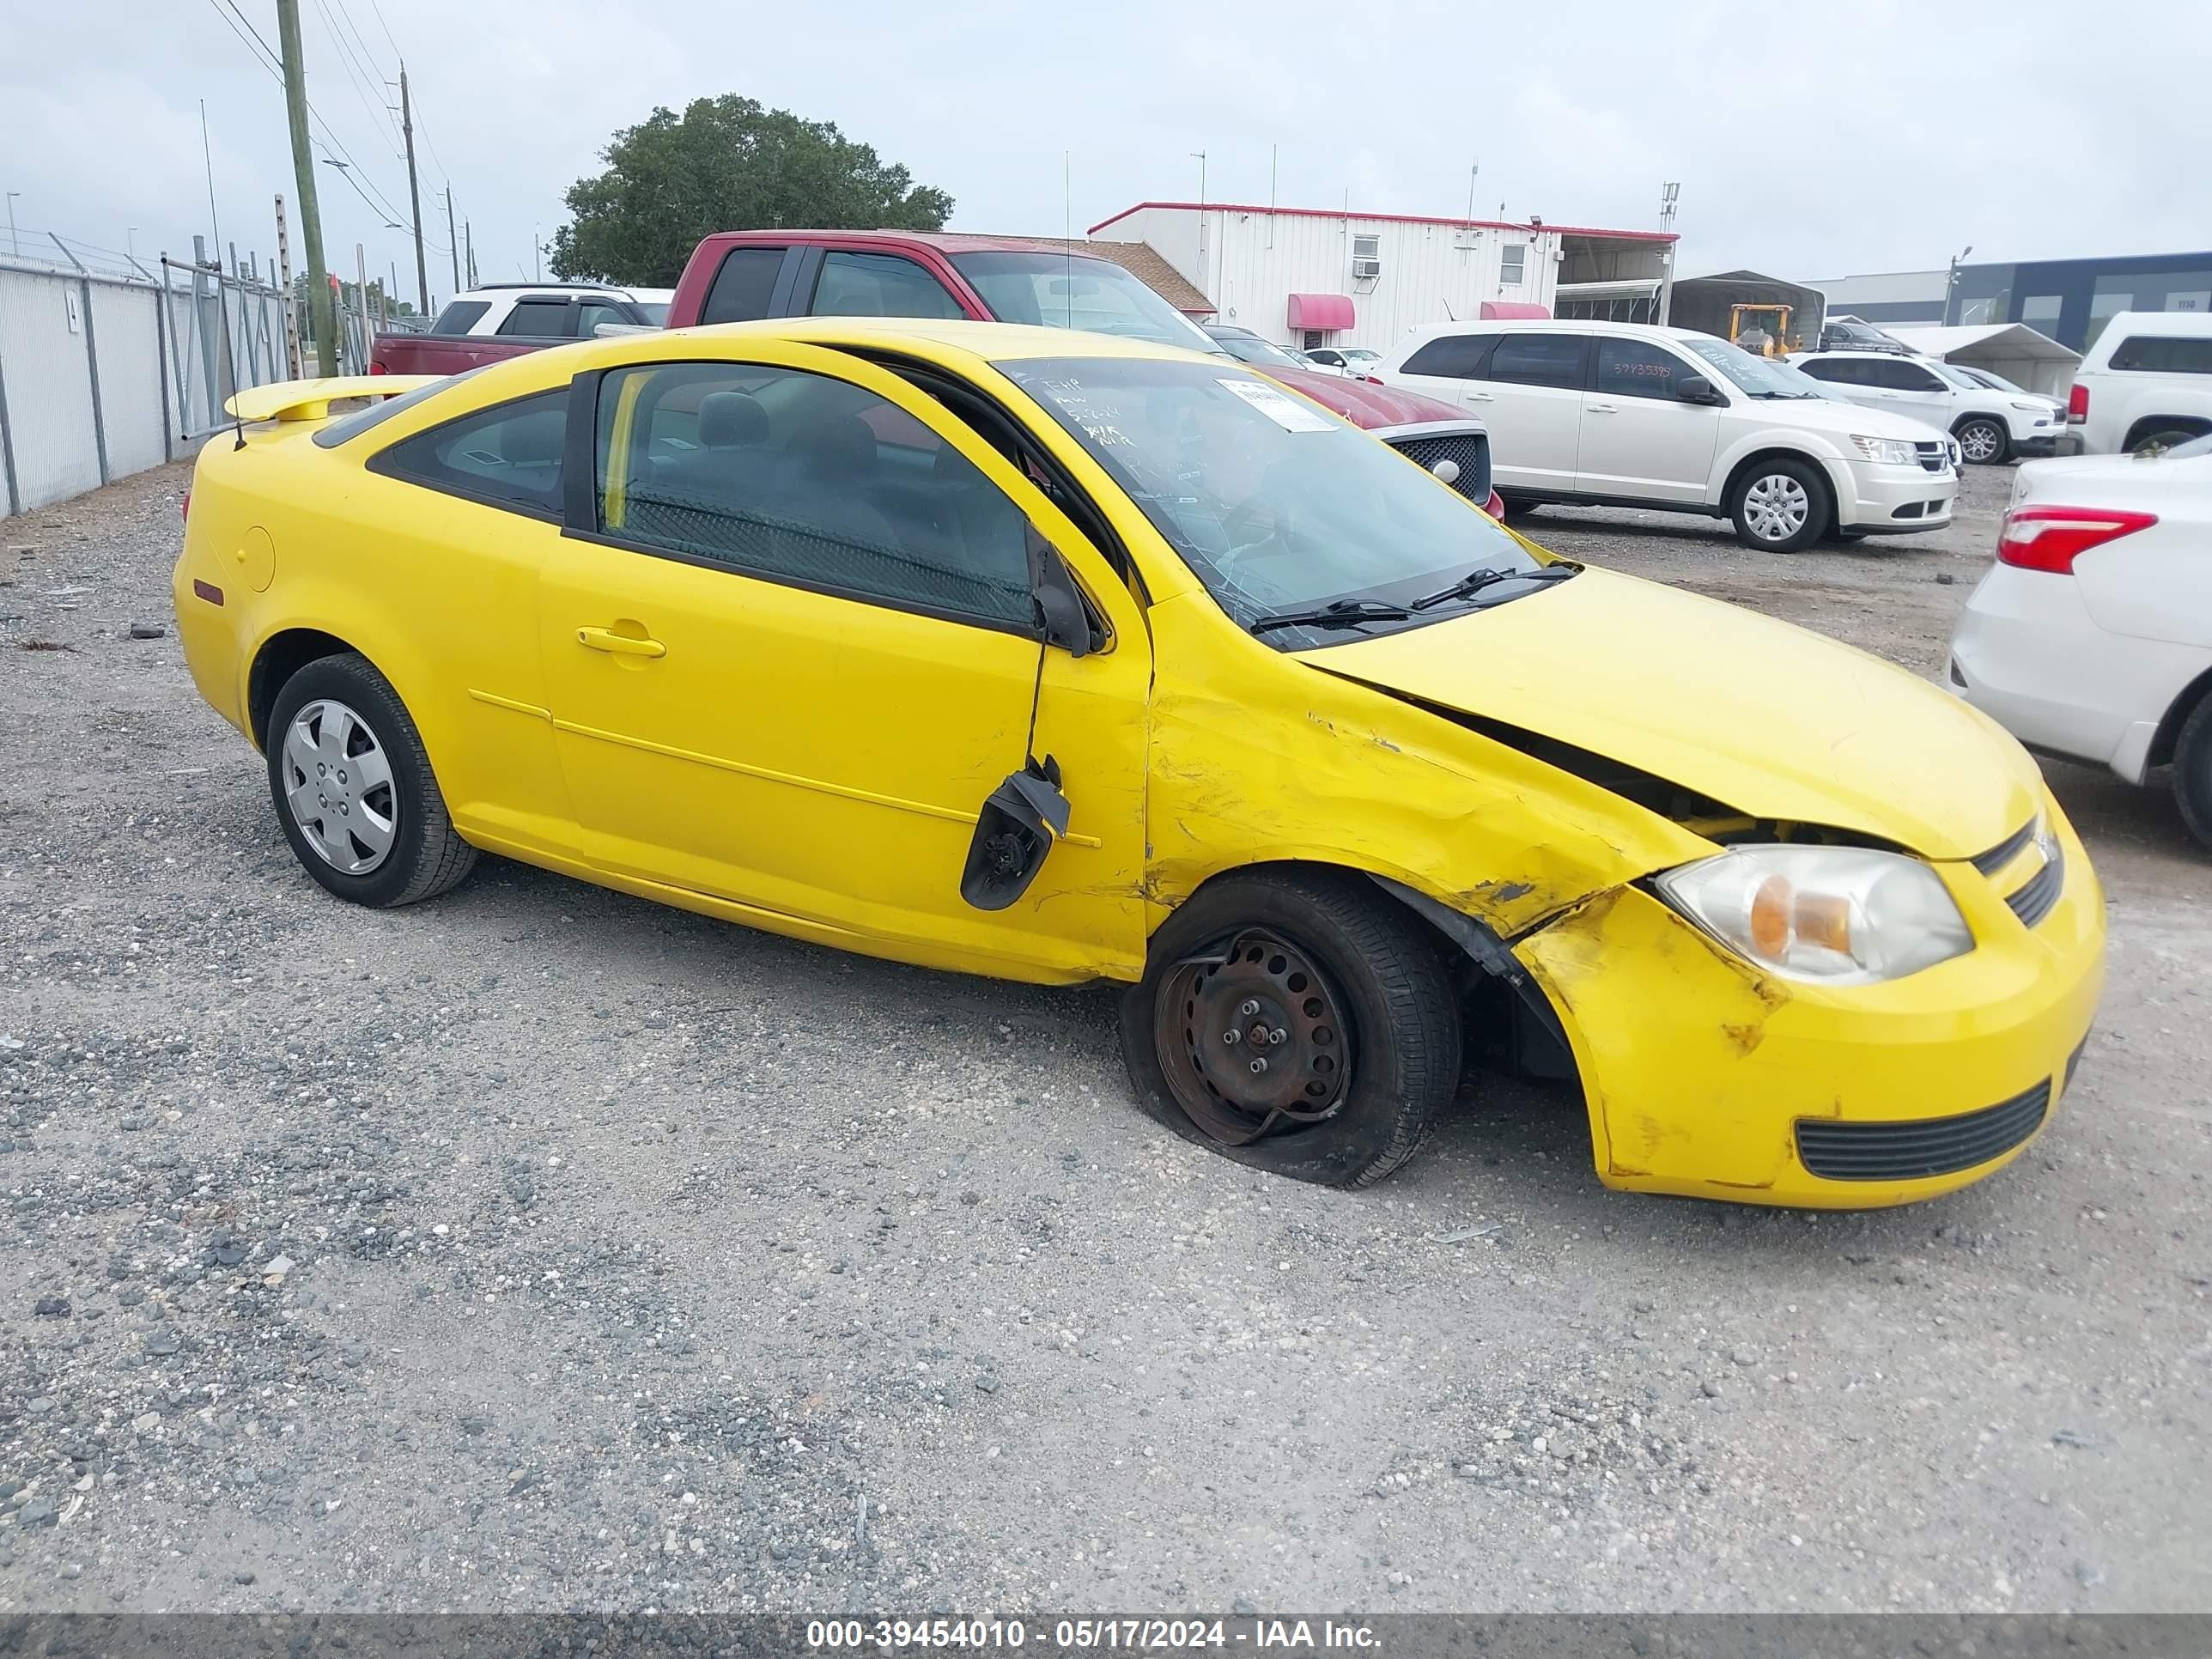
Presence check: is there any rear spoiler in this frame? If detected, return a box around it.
[223,375,441,422]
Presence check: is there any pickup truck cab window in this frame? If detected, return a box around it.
[700,246,786,324]
[809,252,966,320]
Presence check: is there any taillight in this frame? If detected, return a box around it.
[368,360,387,375]
[1358,374,1385,385]
[1996,504,2156,573]
[1485,491,1506,520]
[2067,383,2087,423]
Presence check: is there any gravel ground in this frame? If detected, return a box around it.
[1,459,2207,1616]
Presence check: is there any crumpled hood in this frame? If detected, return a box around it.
[1257,365,1468,430]
[1305,568,2041,860]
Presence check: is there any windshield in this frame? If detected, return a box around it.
[1962,365,2029,394]
[1210,331,1308,368]
[951,252,1228,356]
[1680,336,1826,399]
[996,356,1549,648]
[1929,361,1984,390]
[1343,349,1380,362]
[311,363,497,447]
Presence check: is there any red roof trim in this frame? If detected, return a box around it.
[1086,200,1678,243]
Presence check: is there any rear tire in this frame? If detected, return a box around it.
[266,652,477,908]
[1729,458,1831,552]
[2131,427,2201,458]
[2173,693,2212,854]
[1956,416,2011,465]
[1119,868,1462,1187]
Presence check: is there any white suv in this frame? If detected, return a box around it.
[1788,349,2068,465]
[1376,320,1959,551]
[2067,312,2212,456]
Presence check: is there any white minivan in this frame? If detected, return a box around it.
[1376,319,1960,551]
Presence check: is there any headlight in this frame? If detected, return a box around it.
[1850,434,1916,465]
[1655,845,1973,986]
[2010,400,2045,412]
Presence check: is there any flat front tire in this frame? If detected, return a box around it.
[1119,869,1462,1187]
[265,652,477,907]
[1729,459,1830,552]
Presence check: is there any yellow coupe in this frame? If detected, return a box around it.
[174,319,2103,1204]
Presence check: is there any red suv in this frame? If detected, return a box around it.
[665,230,1499,517]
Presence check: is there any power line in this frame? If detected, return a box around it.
[363,0,402,62]
[200,0,411,227]
[313,0,404,151]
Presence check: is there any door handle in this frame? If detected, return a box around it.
[1587,401,1619,413]
[1462,389,1495,403]
[576,626,666,659]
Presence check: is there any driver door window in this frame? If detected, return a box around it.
[809,252,966,319]
[536,350,1149,979]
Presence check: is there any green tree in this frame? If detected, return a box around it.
[549,96,954,285]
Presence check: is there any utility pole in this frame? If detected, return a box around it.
[4,191,18,258]
[398,65,429,316]
[275,0,335,375]
[1656,181,1681,326]
[443,187,459,295]
[275,195,301,375]
[465,220,474,289]
[1946,243,1974,325]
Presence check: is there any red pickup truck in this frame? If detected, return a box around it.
[663,230,1499,516]
[368,283,671,377]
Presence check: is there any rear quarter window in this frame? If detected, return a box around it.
[1398,335,1494,380]
[368,389,568,520]
[429,301,490,336]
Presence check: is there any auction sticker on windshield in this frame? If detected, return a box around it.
[1218,377,1337,432]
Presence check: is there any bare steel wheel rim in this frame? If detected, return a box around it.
[1153,929,1358,1146]
[281,698,398,876]
[1960,421,2002,462]
[1743,473,1811,541]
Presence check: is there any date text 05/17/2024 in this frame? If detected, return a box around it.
[804,1618,1382,1650]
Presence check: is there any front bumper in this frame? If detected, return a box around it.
[1514,794,2104,1208]
[1832,459,1958,535]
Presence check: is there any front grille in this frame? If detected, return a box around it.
[1970,818,2037,875]
[1388,432,1493,505]
[1914,440,1949,473]
[2005,842,2065,929]
[1796,1079,2051,1181]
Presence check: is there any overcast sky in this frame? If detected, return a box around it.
[7,0,2209,305]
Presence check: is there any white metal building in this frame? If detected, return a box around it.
[1088,199,1675,354]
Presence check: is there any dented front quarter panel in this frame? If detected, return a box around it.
[1141,591,1715,937]
[1516,799,2106,1207]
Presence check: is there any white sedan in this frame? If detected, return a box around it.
[1948,437,2212,848]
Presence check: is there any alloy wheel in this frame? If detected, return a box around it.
[280,698,398,875]
[1960,421,2002,463]
[1743,473,1811,542]
[1154,929,1357,1146]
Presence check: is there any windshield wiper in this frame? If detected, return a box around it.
[1249,599,1413,636]
[1409,563,1578,611]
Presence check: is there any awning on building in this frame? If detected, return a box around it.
[1286,293,1355,331]
[1881,324,2082,400]
[1479,301,1553,319]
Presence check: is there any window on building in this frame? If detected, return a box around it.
[2021,294,2063,336]
[2087,289,2136,353]
[1499,244,1528,286]
[2108,335,2212,374]
[1486,332,1587,389]
[2165,290,2211,314]
[495,298,574,337]
[591,362,1034,628]
[371,389,567,519]
[810,252,967,319]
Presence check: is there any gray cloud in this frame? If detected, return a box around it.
[8,0,2207,304]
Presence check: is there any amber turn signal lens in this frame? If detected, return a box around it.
[1795,891,1853,954]
[1748,874,1793,957]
